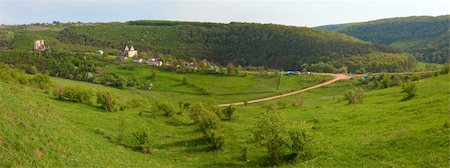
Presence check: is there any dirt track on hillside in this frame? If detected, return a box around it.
[218,73,353,107]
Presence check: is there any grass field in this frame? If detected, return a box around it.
[106,63,332,103]
[1,69,448,167]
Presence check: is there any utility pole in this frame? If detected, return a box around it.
[276,69,282,93]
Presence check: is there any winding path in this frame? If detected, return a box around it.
[218,73,354,107]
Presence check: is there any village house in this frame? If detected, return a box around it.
[34,40,45,52]
[133,57,144,63]
[119,45,138,61]
[183,62,198,70]
[146,57,163,67]
[122,45,138,57]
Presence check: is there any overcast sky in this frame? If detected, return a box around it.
[0,0,448,27]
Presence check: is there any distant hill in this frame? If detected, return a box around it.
[58,21,397,69]
[316,15,450,63]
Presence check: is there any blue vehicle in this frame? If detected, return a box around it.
[285,71,295,75]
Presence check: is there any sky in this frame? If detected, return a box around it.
[0,0,448,27]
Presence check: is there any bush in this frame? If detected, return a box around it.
[132,131,152,154]
[222,106,236,121]
[153,102,176,117]
[288,121,313,160]
[205,129,225,149]
[253,108,314,165]
[344,88,364,104]
[401,81,417,99]
[197,108,224,149]
[30,74,52,89]
[97,90,120,112]
[60,86,95,104]
[253,109,291,165]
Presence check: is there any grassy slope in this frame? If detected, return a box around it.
[0,74,448,167]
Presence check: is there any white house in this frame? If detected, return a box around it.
[122,45,138,57]
[34,40,45,52]
[146,57,163,66]
[133,58,144,63]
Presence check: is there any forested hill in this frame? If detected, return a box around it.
[316,15,450,63]
[58,21,394,69]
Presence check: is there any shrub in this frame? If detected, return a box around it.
[205,129,225,149]
[411,73,420,81]
[61,86,95,104]
[401,81,417,99]
[137,80,153,90]
[197,108,224,149]
[288,121,313,161]
[391,75,402,86]
[222,106,236,121]
[153,102,175,117]
[198,110,221,131]
[97,90,120,112]
[344,88,364,104]
[380,74,391,88]
[30,74,52,89]
[253,109,291,165]
[132,131,152,154]
[253,108,314,165]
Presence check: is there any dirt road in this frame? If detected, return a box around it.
[218,73,353,107]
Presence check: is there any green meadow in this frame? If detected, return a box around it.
[1,69,448,167]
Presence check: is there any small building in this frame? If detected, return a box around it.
[122,45,138,58]
[34,40,45,52]
[133,58,144,63]
[96,50,104,55]
[146,57,163,67]
[183,62,197,70]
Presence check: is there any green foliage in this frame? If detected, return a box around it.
[197,106,224,149]
[0,62,53,89]
[344,88,364,104]
[126,98,148,109]
[97,90,120,112]
[401,81,417,99]
[153,102,176,117]
[252,109,291,165]
[58,22,395,69]
[132,130,152,154]
[326,15,450,63]
[222,106,236,121]
[288,121,313,161]
[30,74,52,89]
[59,86,94,104]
